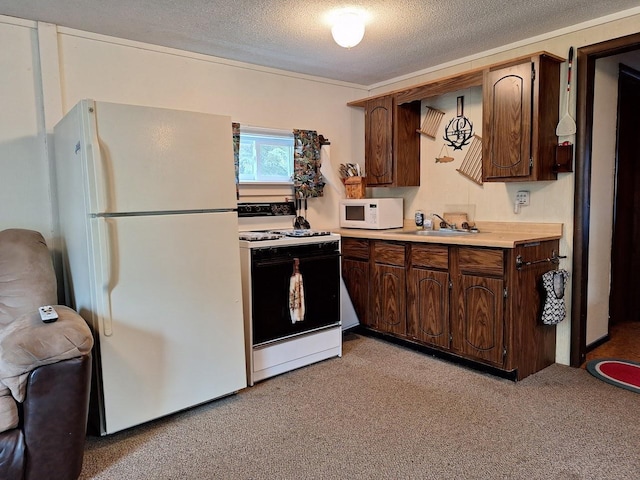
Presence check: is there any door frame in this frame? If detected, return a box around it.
[571,32,640,367]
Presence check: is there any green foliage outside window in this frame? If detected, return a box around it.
[238,131,293,183]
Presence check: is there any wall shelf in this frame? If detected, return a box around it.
[347,51,564,107]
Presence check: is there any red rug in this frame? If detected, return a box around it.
[586,358,640,394]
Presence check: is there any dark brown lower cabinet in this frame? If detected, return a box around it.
[407,244,450,349]
[450,246,506,367]
[341,238,371,328]
[372,242,406,335]
[341,236,559,380]
[452,274,505,366]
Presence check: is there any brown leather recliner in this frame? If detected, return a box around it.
[0,229,93,480]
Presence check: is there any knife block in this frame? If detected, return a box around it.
[344,177,366,199]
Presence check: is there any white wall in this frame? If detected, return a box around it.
[2,11,640,365]
[0,19,53,239]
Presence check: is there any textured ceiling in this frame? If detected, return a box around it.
[1,0,639,85]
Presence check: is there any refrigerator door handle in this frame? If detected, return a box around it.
[97,218,118,337]
[86,142,105,214]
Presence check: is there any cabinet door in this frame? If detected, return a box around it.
[373,263,406,335]
[483,61,532,180]
[342,258,370,327]
[365,96,393,186]
[452,274,505,366]
[408,268,450,349]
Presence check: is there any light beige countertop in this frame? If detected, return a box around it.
[335,221,563,248]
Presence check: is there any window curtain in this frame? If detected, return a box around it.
[292,129,325,198]
[232,122,240,200]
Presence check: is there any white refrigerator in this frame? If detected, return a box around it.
[53,100,246,435]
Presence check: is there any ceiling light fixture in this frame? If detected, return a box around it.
[331,9,365,49]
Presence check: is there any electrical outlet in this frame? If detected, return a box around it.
[516,190,530,206]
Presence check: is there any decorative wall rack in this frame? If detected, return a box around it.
[457,134,483,185]
[417,106,445,138]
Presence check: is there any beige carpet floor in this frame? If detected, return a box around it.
[79,333,640,480]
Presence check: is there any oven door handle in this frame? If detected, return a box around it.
[254,253,341,267]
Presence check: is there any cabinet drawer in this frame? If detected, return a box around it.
[411,244,448,269]
[373,241,405,266]
[458,247,504,276]
[342,238,369,260]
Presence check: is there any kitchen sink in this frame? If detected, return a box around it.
[413,229,473,236]
[385,228,475,237]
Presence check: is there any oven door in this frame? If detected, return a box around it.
[250,242,340,345]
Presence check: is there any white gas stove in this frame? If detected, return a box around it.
[237,201,342,385]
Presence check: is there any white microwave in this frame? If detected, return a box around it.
[339,198,404,229]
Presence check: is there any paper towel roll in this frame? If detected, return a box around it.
[319,146,346,197]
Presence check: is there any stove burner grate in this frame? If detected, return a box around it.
[238,232,283,242]
[268,229,331,238]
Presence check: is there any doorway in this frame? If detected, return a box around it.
[609,64,640,326]
[572,32,640,366]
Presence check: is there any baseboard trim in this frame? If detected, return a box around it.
[352,326,518,381]
[586,333,610,352]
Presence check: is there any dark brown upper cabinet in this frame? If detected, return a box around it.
[364,96,420,187]
[482,54,561,182]
[349,51,564,185]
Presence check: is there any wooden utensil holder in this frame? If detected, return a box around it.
[554,144,574,173]
[344,176,366,199]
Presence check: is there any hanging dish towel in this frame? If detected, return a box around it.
[541,269,570,325]
[289,258,305,323]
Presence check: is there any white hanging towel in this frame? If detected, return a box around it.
[289,258,305,323]
[541,269,570,325]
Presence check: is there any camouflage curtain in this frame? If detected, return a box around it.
[232,122,240,200]
[292,129,325,198]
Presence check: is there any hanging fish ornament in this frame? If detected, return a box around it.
[435,144,454,163]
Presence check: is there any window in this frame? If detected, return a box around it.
[238,127,294,184]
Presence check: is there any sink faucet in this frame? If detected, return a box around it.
[431,213,456,230]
